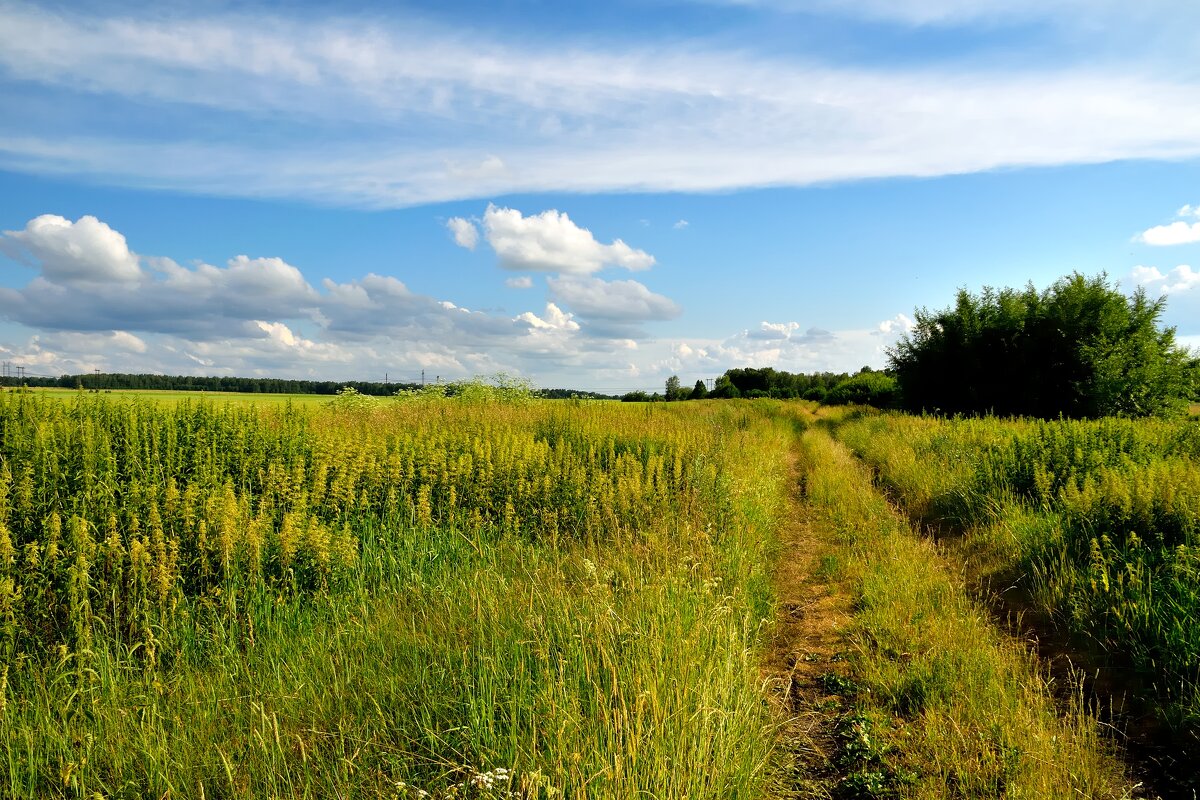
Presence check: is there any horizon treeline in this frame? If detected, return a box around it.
[0,372,620,400]
[626,366,891,404]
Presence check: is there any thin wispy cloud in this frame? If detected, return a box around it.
[2,4,1200,206]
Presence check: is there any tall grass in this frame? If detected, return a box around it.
[798,419,1130,798]
[0,391,795,798]
[833,409,1200,739]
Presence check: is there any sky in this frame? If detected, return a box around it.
[1,0,1199,392]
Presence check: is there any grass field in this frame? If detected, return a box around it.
[0,392,789,798]
[0,391,1184,796]
[833,408,1200,790]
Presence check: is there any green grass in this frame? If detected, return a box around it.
[796,416,1129,798]
[830,408,1200,766]
[0,394,795,798]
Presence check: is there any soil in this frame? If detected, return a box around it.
[761,451,855,799]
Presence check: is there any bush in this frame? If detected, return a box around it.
[824,372,898,407]
[888,273,1194,418]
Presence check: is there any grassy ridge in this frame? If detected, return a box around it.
[796,416,1130,798]
[0,393,795,798]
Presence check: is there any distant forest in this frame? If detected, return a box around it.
[624,366,891,404]
[0,372,621,400]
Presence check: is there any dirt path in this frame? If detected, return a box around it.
[761,452,854,799]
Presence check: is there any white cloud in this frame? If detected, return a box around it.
[515,302,579,332]
[1136,221,1200,246]
[505,276,533,289]
[447,217,479,250]
[1131,264,1165,283]
[1131,264,1200,294]
[876,312,915,336]
[747,320,800,340]
[1135,204,1200,246]
[1,214,141,283]
[546,276,681,322]
[481,205,655,274]
[673,219,689,230]
[0,213,684,385]
[4,7,1200,206]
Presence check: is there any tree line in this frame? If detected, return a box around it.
[0,371,623,401]
[644,273,1199,418]
[629,366,897,406]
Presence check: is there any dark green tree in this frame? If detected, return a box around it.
[825,371,898,407]
[888,273,1194,418]
[689,379,709,400]
[665,375,689,401]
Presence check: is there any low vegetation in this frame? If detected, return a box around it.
[833,409,1200,784]
[0,390,793,798]
[795,414,1130,798]
[0,379,1193,797]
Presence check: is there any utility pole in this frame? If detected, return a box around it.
[94,368,101,389]
[421,369,425,387]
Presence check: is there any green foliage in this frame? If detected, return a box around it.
[711,375,741,399]
[834,410,1200,749]
[328,384,381,410]
[394,373,539,404]
[664,375,690,401]
[0,394,793,798]
[719,367,851,399]
[889,272,1194,418]
[689,380,709,400]
[800,422,1127,798]
[824,372,898,408]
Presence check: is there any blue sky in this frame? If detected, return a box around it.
[1,0,1199,391]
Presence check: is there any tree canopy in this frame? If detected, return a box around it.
[887,273,1194,418]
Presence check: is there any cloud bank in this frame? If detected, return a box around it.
[0,212,905,388]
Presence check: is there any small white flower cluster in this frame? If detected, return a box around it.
[395,766,516,799]
[469,767,511,791]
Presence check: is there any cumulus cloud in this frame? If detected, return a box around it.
[747,320,800,340]
[0,212,684,384]
[546,276,681,322]
[1137,221,1200,246]
[515,302,579,332]
[1130,264,1200,294]
[1,214,141,283]
[1135,205,1200,246]
[673,219,689,230]
[875,312,915,335]
[505,276,533,289]
[481,205,655,274]
[447,217,479,250]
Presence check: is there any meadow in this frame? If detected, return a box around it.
[0,388,1183,797]
[0,389,792,798]
[833,409,1200,787]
